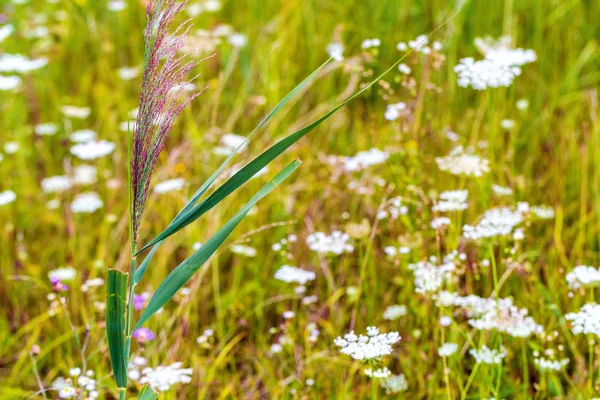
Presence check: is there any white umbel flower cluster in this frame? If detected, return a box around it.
[565,303,600,337]
[437,291,543,338]
[469,345,506,364]
[380,374,408,394]
[433,189,468,212]
[274,265,316,285]
[364,367,391,379]
[138,362,193,391]
[306,231,354,255]
[566,266,600,289]
[454,58,521,90]
[343,148,389,172]
[334,326,401,360]
[455,36,536,90]
[534,356,569,372]
[382,305,407,321]
[435,146,490,177]
[463,207,525,240]
[408,261,455,294]
[438,342,458,357]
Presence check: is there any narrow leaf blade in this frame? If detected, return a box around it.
[134,239,164,284]
[139,53,408,253]
[135,160,301,329]
[106,269,128,388]
[136,60,330,255]
[138,384,159,400]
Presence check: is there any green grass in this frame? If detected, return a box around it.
[1,0,599,398]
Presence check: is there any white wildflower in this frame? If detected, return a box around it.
[230,244,256,257]
[274,265,316,285]
[71,192,103,213]
[48,267,77,281]
[492,184,513,196]
[154,178,185,194]
[566,303,600,337]
[435,146,489,177]
[60,105,91,119]
[0,54,48,72]
[383,305,407,320]
[384,102,406,121]
[380,374,408,394]
[454,57,521,90]
[334,326,401,360]
[69,129,97,143]
[343,148,389,171]
[438,342,458,357]
[0,190,16,206]
[306,231,354,255]
[139,362,193,392]
[469,345,506,364]
[326,42,344,61]
[0,75,21,90]
[364,367,391,379]
[35,123,58,136]
[41,175,73,193]
[433,189,468,212]
[566,266,600,289]
[70,140,115,160]
[463,207,524,240]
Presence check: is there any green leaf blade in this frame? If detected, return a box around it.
[134,239,164,284]
[106,269,128,388]
[138,384,159,400]
[135,160,301,329]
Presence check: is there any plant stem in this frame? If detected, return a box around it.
[122,250,137,400]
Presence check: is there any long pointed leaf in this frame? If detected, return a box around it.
[134,60,329,259]
[106,269,128,388]
[134,239,164,284]
[175,58,330,220]
[135,160,301,329]
[139,53,407,253]
[138,384,159,400]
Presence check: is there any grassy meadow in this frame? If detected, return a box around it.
[1,0,600,398]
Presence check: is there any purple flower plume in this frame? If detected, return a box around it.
[131,0,210,245]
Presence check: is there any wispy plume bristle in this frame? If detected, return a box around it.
[130,0,207,246]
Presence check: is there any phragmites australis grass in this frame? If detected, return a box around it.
[130,0,208,249]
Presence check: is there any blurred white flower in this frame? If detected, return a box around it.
[469,345,506,364]
[274,265,316,285]
[383,305,407,320]
[35,123,58,136]
[0,54,48,72]
[438,342,458,357]
[326,42,344,61]
[306,231,353,255]
[61,105,91,119]
[117,66,140,80]
[71,192,103,213]
[0,190,16,206]
[70,140,115,160]
[41,176,73,193]
[0,75,21,90]
[154,178,186,194]
[228,33,247,48]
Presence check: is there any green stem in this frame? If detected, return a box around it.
[122,250,137,399]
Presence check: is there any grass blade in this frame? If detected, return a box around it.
[106,269,128,388]
[175,58,330,220]
[136,59,331,254]
[135,159,301,329]
[134,239,164,284]
[138,51,413,254]
[138,384,159,400]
